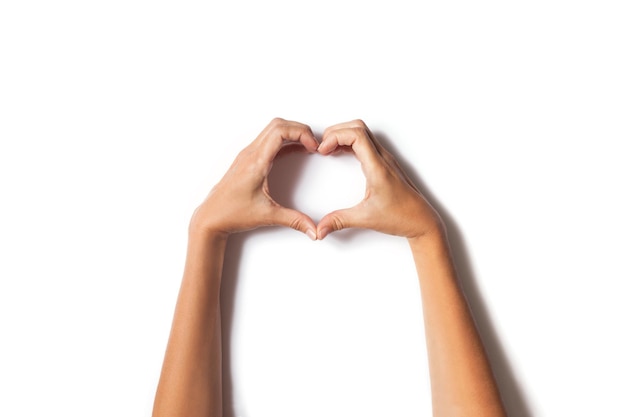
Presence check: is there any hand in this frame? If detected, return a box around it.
[316,120,444,242]
[190,118,319,240]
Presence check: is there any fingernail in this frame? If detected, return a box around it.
[318,227,329,240]
[306,229,317,241]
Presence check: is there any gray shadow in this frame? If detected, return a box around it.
[221,228,284,417]
[220,232,244,417]
[222,148,312,417]
[372,130,534,417]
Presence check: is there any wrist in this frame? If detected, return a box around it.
[188,205,231,243]
[185,227,229,272]
[407,228,458,286]
[407,226,450,258]
[188,225,229,246]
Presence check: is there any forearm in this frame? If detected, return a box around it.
[409,232,506,417]
[153,232,227,417]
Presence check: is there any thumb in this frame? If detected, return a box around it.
[271,206,318,241]
[317,206,364,240]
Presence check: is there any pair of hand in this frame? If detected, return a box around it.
[190,118,443,242]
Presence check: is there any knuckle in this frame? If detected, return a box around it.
[289,216,302,231]
[331,215,345,231]
[270,117,286,127]
[247,159,263,176]
[355,126,368,137]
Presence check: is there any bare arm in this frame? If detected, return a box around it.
[152,118,319,417]
[410,233,506,416]
[316,120,507,416]
[152,233,226,417]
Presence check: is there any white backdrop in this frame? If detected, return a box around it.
[1,1,625,416]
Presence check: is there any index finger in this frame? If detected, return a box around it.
[256,118,319,164]
[319,122,384,175]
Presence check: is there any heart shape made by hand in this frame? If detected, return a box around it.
[193,118,437,241]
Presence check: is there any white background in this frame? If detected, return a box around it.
[1,1,625,416]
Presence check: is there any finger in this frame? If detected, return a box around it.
[316,205,368,240]
[324,121,419,193]
[323,119,371,133]
[275,143,311,159]
[319,120,379,159]
[318,126,384,178]
[367,134,420,194]
[321,119,384,154]
[353,126,420,193]
[361,125,388,158]
[329,145,354,155]
[257,118,318,164]
[270,206,318,241]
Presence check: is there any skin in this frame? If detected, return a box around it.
[152,118,507,417]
